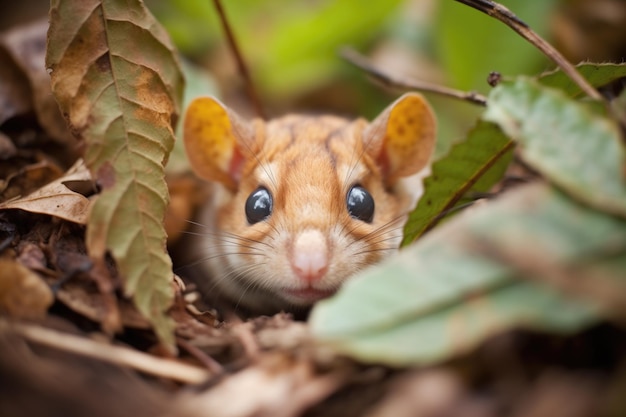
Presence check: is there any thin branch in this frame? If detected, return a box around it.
[177,337,224,375]
[341,47,488,106]
[2,320,211,384]
[212,0,266,118]
[453,0,603,101]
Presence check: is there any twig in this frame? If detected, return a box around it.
[212,0,266,118]
[2,320,211,384]
[177,337,224,375]
[453,0,603,101]
[340,47,488,106]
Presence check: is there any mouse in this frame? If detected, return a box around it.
[182,93,436,315]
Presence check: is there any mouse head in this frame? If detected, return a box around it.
[184,94,435,190]
[183,94,436,312]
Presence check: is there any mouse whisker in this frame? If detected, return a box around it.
[216,232,276,249]
[262,221,281,241]
[200,240,268,254]
[349,213,406,245]
[190,230,276,251]
[178,250,266,272]
[226,264,274,312]
[350,246,399,258]
[206,260,268,295]
[361,225,403,245]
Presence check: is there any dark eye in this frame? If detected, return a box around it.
[346,185,374,223]
[245,187,273,224]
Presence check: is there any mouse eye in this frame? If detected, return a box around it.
[346,185,374,223]
[245,186,273,224]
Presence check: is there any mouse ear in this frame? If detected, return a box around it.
[363,93,436,185]
[183,97,255,191]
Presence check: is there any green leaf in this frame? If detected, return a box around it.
[47,0,184,349]
[538,63,626,98]
[312,281,594,366]
[310,183,626,365]
[468,190,626,321]
[402,121,513,246]
[612,81,626,128]
[483,77,626,218]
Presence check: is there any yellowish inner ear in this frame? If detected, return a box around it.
[183,97,238,190]
[385,94,436,181]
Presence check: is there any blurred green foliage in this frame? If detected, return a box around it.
[436,0,557,92]
[147,0,559,150]
[148,0,557,92]
[147,0,404,98]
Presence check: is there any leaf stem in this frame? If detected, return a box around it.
[212,0,266,118]
[453,0,603,101]
[340,47,488,106]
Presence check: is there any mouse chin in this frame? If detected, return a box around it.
[281,287,337,305]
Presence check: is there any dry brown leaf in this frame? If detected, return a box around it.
[175,354,344,417]
[16,242,48,272]
[0,159,92,224]
[0,331,172,417]
[0,258,53,318]
[55,281,150,329]
[0,132,17,159]
[0,18,71,143]
[0,45,30,125]
[0,157,64,202]
[363,370,463,417]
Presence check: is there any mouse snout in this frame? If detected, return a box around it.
[290,229,329,283]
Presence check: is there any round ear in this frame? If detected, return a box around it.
[183,97,254,191]
[363,93,437,185]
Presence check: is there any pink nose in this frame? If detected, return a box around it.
[290,229,329,283]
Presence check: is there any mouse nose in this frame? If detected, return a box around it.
[290,229,329,283]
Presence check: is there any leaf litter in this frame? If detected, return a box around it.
[0,2,626,417]
[0,159,92,224]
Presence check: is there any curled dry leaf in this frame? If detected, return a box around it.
[0,158,64,202]
[0,258,53,318]
[0,159,92,224]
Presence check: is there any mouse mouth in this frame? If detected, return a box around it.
[283,287,337,303]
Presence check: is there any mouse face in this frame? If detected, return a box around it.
[184,94,436,314]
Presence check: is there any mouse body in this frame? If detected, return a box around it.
[183,94,436,315]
